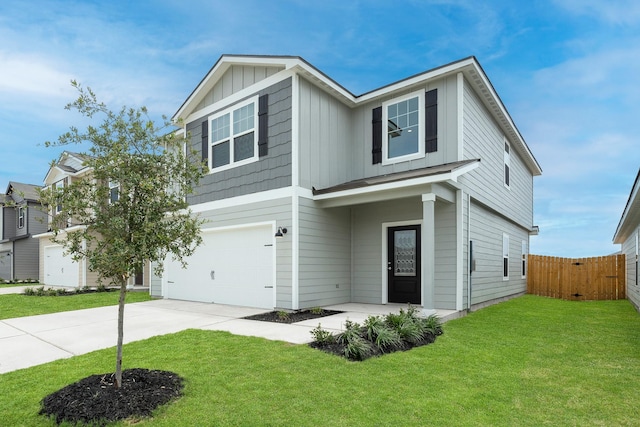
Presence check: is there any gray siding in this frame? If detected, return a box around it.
[195,65,284,113]
[4,206,16,237]
[298,197,351,308]
[620,229,640,310]
[187,78,293,204]
[468,201,528,305]
[196,197,293,309]
[460,79,534,229]
[150,261,162,297]
[348,75,460,183]
[13,237,39,280]
[298,77,353,190]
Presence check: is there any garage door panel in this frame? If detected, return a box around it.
[44,246,79,287]
[167,225,274,309]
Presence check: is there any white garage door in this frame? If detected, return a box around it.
[44,245,79,287]
[0,251,11,280]
[166,225,274,309]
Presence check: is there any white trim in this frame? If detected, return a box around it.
[457,72,464,161]
[422,193,436,203]
[381,219,423,304]
[381,90,425,165]
[189,187,294,213]
[456,189,464,311]
[292,191,299,310]
[33,224,86,239]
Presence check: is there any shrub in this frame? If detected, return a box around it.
[310,324,335,345]
[276,310,290,321]
[23,287,36,296]
[336,320,372,361]
[309,307,324,315]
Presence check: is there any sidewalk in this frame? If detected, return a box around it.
[0,298,459,374]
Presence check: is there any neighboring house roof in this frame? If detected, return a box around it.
[43,151,92,184]
[613,168,640,244]
[6,182,42,203]
[174,54,542,177]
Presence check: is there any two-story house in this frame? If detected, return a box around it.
[0,182,47,281]
[159,55,542,314]
[613,168,640,312]
[35,151,151,289]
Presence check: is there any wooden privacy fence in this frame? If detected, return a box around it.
[527,254,626,301]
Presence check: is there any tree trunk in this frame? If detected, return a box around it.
[114,278,127,388]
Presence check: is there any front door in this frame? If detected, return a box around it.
[387,225,421,304]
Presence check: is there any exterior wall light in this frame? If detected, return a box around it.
[275,227,288,238]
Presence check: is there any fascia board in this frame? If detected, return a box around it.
[613,169,640,244]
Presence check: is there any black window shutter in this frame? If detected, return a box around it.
[425,89,438,153]
[258,94,269,156]
[372,106,382,164]
[201,120,208,163]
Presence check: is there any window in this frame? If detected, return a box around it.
[503,233,509,280]
[209,97,258,171]
[382,91,424,163]
[109,181,119,203]
[54,179,65,213]
[521,240,527,278]
[504,139,511,188]
[17,206,24,229]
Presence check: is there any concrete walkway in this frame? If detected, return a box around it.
[0,297,459,374]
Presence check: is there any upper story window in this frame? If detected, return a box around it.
[504,139,511,188]
[382,91,425,164]
[17,206,25,229]
[54,179,65,213]
[109,181,119,204]
[209,97,258,172]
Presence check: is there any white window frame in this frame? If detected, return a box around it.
[382,90,425,165]
[17,206,25,229]
[109,180,119,204]
[208,96,259,173]
[521,240,527,279]
[503,233,509,280]
[504,138,511,189]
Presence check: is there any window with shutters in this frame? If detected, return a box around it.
[382,90,425,164]
[503,233,509,280]
[504,138,511,189]
[208,96,259,172]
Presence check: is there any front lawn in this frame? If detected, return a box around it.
[1,295,639,426]
[0,291,152,320]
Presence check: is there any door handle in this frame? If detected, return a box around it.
[387,267,392,270]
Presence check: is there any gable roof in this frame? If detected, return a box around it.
[613,168,640,244]
[3,182,42,203]
[43,151,92,185]
[174,54,542,177]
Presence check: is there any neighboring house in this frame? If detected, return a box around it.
[0,182,47,281]
[613,168,640,312]
[35,151,151,289]
[161,55,542,313]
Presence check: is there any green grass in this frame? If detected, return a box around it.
[0,291,152,320]
[1,295,639,426]
[0,281,37,288]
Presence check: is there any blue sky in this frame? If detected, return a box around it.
[0,0,638,257]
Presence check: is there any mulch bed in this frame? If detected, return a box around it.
[243,309,343,324]
[40,368,184,426]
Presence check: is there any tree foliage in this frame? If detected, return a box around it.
[39,81,207,386]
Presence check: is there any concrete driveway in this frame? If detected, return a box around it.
[0,296,458,374]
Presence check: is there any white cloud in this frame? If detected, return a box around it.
[553,0,640,25]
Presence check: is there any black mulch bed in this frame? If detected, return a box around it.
[309,332,439,361]
[40,368,184,426]
[243,309,343,324]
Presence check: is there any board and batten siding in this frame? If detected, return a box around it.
[620,228,640,310]
[467,201,528,305]
[460,79,534,229]
[297,197,351,308]
[196,197,293,309]
[348,75,460,183]
[187,78,293,205]
[194,65,284,113]
[298,77,352,190]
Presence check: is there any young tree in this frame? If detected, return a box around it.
[40,81,207,387]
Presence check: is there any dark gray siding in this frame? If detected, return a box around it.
[187,78,293,205]
[14,236,39,280]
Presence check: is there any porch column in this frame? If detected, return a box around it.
[421,193,436,315]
